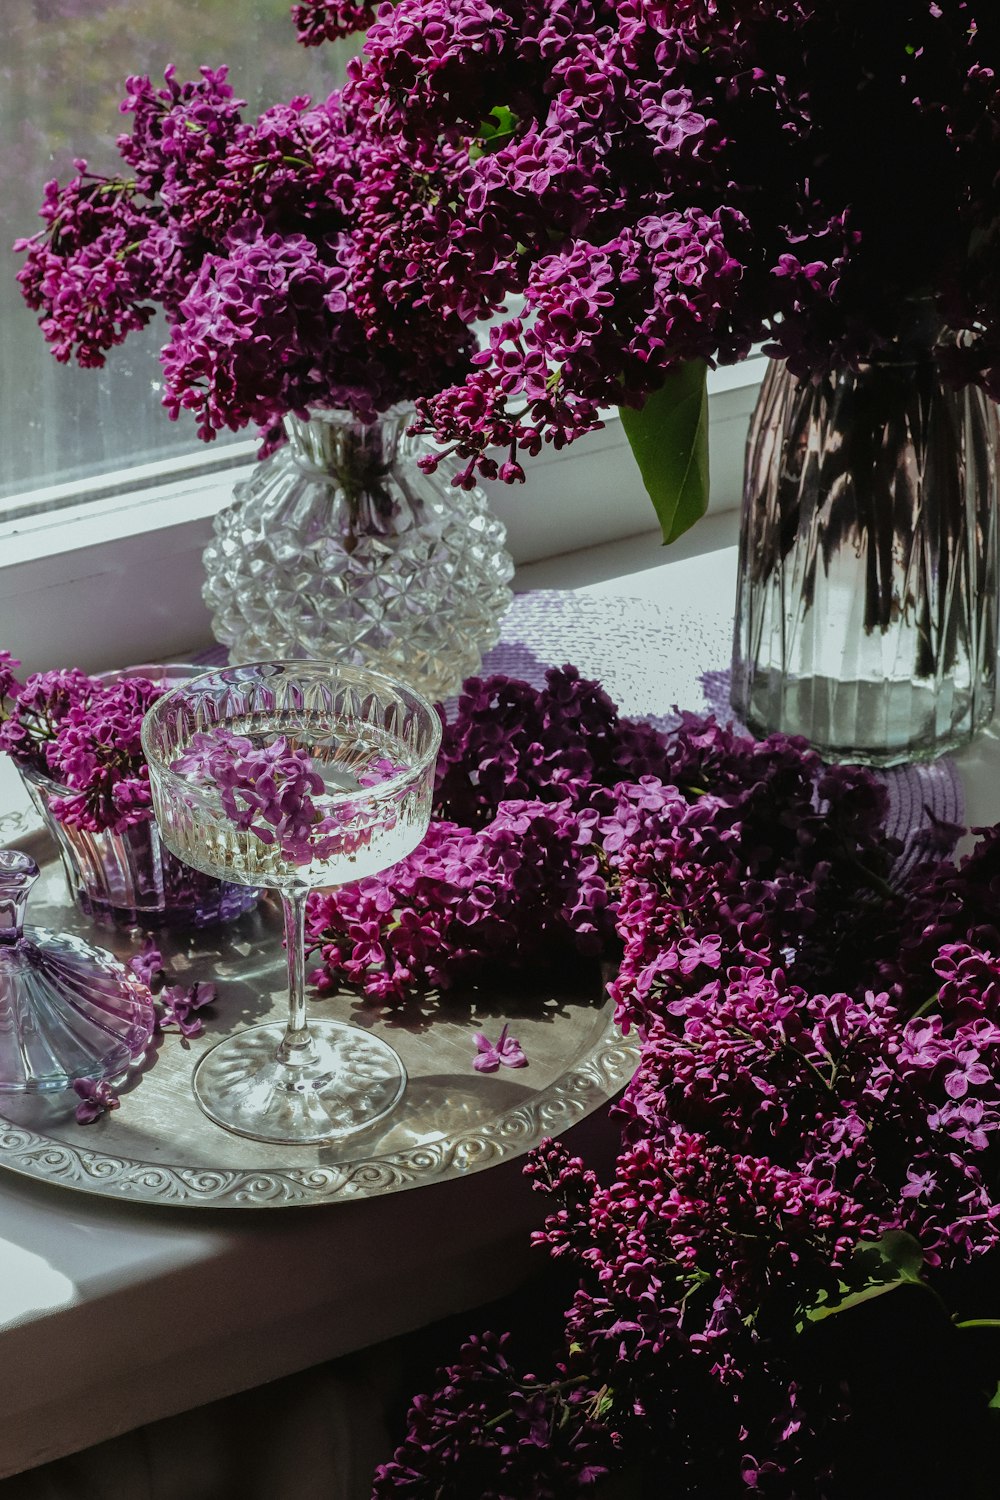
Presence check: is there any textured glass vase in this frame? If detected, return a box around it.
[202,407,514,701]
[731,344,1000,765]
[0,848,155,1092]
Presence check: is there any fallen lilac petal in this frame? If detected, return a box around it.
[128,939,164,988]
[473,1031,501,1072]
[188,981,217,1011]
[472,1023,528,1072]
[169,1013,205,1039]
[73,1076,120,1124]
[158,983,207,1037]
[496,1026,528,1068]
[158,1007,204,1039]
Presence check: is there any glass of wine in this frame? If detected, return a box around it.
[141,661,441,1145]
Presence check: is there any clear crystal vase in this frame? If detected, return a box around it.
[202,407,514,701]
[731,343,1000,765]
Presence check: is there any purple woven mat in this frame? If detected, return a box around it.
[699,667,964,877]
[197,588,965,864]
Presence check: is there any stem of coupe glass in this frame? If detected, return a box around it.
[277,884,319,1068]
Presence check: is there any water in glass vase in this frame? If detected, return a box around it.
[731,351,999,765]
[739,672,967,765]
[734,557,974,763]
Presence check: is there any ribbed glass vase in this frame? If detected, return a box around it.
[20,763,257,931]
[202,407,514,701]
[731,343,1000,765]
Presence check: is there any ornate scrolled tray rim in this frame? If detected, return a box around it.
[0,848,637,1210]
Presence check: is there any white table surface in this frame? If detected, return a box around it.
[2,510,999,1482]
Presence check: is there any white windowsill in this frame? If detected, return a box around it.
[0,358,766,673]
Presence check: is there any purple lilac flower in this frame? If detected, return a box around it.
[16,73,478,445]
[173,729,396,866]
[291,0,377,44]
[128,939,164,989]
[73,1077,120,1125]
[336,0,1000,491]
[0,666,164,836]
[174,729,329,862]
[0,665,94,769]
[45,676,161,834]
[0,652,21,703]
[158,980,217,1037]
[472,1023,527,1072]
[357,661,1000,1496]
[372,1330,616,1497]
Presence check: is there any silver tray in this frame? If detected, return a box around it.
[0,843,637,1209]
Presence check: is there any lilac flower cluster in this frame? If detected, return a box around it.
[308,0,1000,486]
[307,667,671,1003]
[368,671,1000,1495]
[16,68,477,444]
[0,659,162,834]
[307,798,610,1004]
[174,730,332,863]
[307,671,891,1008]
[292,0,377,45]
[373,1330,616,1497]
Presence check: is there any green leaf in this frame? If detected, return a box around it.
[856,1229,925,1283]
[988,1380,1000,1410]
[618,359,710,545]
[469,105,519,160]
[799,1277,910,1328]
[796,1231,927,1331]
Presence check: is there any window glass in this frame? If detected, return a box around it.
[2,1,354,504]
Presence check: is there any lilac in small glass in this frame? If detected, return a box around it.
[20,757,257,931]
[2,661,257,931]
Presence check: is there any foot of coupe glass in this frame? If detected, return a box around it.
[192,1019,407,1145]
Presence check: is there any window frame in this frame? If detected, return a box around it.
[0,358,766,673]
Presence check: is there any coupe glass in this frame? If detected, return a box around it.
[141,662,441,1145]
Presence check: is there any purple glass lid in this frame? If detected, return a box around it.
[0,849,156,1094]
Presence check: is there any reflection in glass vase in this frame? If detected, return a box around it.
[731,345,1000,766]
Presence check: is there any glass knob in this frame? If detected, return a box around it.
[0,849,39,943]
